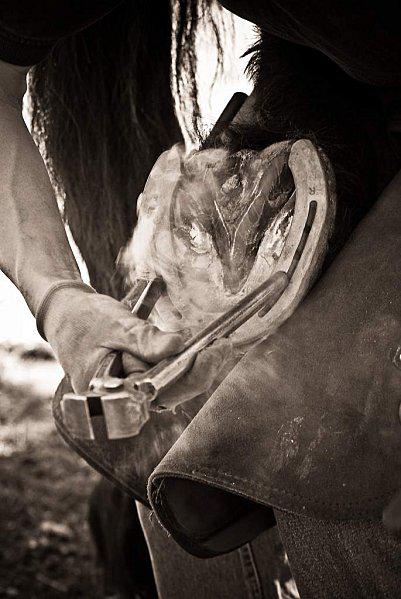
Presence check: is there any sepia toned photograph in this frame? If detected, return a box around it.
[0,2,400,597]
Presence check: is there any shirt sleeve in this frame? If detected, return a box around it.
[0,0,121,66]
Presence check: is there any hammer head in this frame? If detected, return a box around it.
[60,276,166,440]
[61,392,97,440]
[61,389,150,440]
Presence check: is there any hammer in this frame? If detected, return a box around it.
[61,93,251,441]
[61,272,289,439]
[60,98,331,440]
[61,277,166,440]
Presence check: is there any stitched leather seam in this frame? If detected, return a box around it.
[152,466,395,517]
[184,466,397,506]
[55,400,396,520]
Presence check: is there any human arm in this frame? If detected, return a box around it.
[0,59,83,312]
[0,59,229,395]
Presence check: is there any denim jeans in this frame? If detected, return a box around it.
[138,502,401,599]
[137,502,296,599]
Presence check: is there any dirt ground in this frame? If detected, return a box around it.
[0,347,101,598]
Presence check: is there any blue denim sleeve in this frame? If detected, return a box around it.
[0,0,121,65]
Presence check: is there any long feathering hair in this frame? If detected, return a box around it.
[29,0,223,298]
[172,0,226,141]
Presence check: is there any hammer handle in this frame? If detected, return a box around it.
[92,351,123,381]
[92,92,248,385]
[90,277,165,384]
[136,271,289,404]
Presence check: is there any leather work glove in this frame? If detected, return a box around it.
[38,282,232,401]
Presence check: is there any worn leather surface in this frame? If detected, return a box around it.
[53,381,207,506]
[148,170,401,557]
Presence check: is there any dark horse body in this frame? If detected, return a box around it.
[29,1,401,596]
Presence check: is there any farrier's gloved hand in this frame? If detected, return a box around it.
[37,282,232,398]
